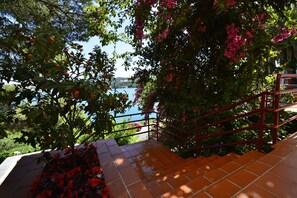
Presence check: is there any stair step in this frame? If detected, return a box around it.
[204,168,228,182]
[243,160,271,176]
[233,150,265,165]
[149,182,172,197]
[224,152,241,160]
[183,167,204,180]
[155,150,266,197]
[220,161,242,173]
[126,141,269,197]
[271,132,297,149]
[206,154,221,162]
[211,155,233,167]
[144,152,238,192]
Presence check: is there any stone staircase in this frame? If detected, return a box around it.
[120,134,297,197]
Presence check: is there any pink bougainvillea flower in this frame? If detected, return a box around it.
[165,73,174,82]
[272,27,294,43]
[226,0,236,7]
[157,34,163,42]
[245,31,253,39]
[174,83,179,89]
[163,29,169,39]
[255,12,268,21]
[136,28,144,39]
[260,12,267,20]
[167,0,177,9]
[224,23,248,63]
[259,24,265,29]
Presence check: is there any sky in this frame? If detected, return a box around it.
[78,36,135,78]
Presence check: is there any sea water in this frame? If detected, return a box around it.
[113,88,156,122]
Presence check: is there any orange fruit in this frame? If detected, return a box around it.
[74,90,80,96]
[49,36,55,43]
[64,73,69,77]
[90,92,95,100]
[55,63,61,69]
[26,53,32,59]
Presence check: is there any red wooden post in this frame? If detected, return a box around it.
[273,74,281,144]
[258,93,266,152]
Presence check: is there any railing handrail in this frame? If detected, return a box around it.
[110,74,297,156]
[189,73,297,154]
[196,92,270,122]
[278,74,297,78]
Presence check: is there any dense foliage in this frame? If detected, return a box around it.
[0,0,131,164]
[129,0,297,122]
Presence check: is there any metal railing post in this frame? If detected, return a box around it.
[258,93,266,152]
[156,112,159,141]
[147,113,150,139]
[195,128,198,157]
[273,74,281,144]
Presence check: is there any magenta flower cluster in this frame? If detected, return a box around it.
[272,27,297,43]
[134,0,176,41]
[224,23,247,63]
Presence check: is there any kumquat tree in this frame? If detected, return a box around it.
[0,0,131,165]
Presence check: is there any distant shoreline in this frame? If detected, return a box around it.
[110,77,137,89]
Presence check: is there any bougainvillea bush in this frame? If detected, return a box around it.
[30,142,110,198]
[122,0,297,154]
[129,0,297,122]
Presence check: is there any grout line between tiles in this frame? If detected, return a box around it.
[233,148,297,197]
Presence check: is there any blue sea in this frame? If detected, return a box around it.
[114,88,156,122]
[30,88,151,122]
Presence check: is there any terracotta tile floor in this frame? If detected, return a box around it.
[1,131,297,197]
[119,132,297,197]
